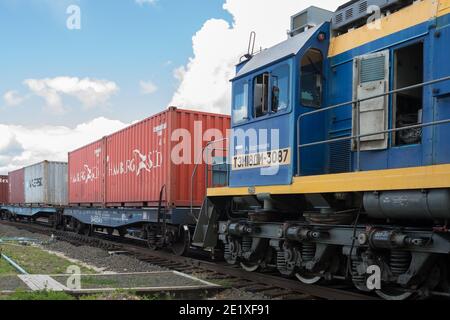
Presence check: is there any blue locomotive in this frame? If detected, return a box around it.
[194,0,450,299]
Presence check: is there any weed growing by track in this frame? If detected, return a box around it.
[0,243,93,275]
[0,290,75,300]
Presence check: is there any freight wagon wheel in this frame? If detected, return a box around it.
[171,226,191,256]
[76,222,86,235]
[106,228,114,236]
[48,216,56,229]
[84,225,93,237]
[118,227,127,237]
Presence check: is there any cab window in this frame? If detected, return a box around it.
[253,72,269,118]
[233,81,249,124]
[300,49,323,108]
[271,64,290,113]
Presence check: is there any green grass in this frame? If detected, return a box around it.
[141,292,175,300]
[79,289,140,301]
[0,258,17,275]
[81,276,119,287]
[0,244,93,275]
[0,290,75,301]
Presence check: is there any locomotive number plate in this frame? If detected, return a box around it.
[232,148,291,171]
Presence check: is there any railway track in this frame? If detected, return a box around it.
[0,220,378,300]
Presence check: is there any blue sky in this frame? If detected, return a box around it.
[0,0,232,126]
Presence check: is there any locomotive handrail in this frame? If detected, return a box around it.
[296,75,450,176]
[190,138,229,222]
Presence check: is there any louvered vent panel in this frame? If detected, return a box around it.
[329,140,351,173]
[346,8,354,19]
[360,56,386,83]
[359,1,368,13]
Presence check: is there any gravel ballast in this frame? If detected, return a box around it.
[0,223,269,300]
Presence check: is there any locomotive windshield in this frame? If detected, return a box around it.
[232,80,249,124]
[232,61,291,124]
[271,64,290,113]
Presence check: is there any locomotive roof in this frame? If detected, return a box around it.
[233,23,324,80]
[336,0,360,11]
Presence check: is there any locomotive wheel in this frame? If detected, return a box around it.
[171,226,191,256]
[376,262,442,300]
[375,288,415,301]
[295,273,322,285]
[76,222,86,235]
[240,262,261,272]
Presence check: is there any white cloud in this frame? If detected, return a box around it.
[0,118,129,175]
[23,77,119,113]
[140,80,158,95]
[135,0,157,6]
[3,91,25,107]
[169,0,346,114]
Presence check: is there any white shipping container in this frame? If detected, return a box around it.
[24,161,68,206]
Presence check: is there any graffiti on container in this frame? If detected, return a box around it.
[71,165,99,184]
[153,123,167,136]
[94,148,102,158]
[108,148,163,177]
[28,177,43,188]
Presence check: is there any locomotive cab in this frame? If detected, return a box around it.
[229,22,331,188]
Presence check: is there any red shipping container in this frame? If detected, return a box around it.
[8,168,25,204]
[68,139,106,206]
[69,108,230,207]
[0,175,8,204]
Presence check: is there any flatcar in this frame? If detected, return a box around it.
[193,0,450,299]
[1,108,229,256]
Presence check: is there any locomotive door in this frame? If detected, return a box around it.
[298,48,328,176]
[352,50,390,151]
